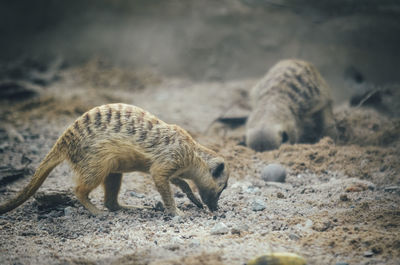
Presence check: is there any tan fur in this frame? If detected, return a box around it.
[0,104,229,216]
[246,59,337,151]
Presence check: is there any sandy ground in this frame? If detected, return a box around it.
[0,61,399,265]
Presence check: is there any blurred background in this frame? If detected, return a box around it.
[1,0,400,103]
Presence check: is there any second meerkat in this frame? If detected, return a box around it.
[246,59,337,151]
[0,104,229,216]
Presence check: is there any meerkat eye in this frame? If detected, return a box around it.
[281,131,289,143]
[212,162,225,178]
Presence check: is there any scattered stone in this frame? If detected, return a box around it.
[345,181,375,192]
[261,164,286,183]
[289,233,300,240]
[64,206,74,217]
[372,245,383,254]
[277,192,285,198]
[313,221,332,232]
[304,219,313,229]
[129,191,145,198]
[340,194,349,201]
[231,224,249,235]
[251,199,266,211]
[174,191,185,198]
[363,251,374,257]
[210,222,229,235]
[246,186,260,194]
[154,201,164,211]
[172,216,183,223]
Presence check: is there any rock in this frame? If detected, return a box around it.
[261,164,286,183]
[251,199,266,211]
[64,206,74,217]
[164,243,180,251]
[363,251,374,257]
[335,262,349,265]
[129,191,145,198]
[289,233,300,240]
[154,201,164,211]
[231,224,249,235]
[210,222,229,235]
[246,186,260,194]
[277,192,285,198]
[340,194,349,201]
[172,216,183,223]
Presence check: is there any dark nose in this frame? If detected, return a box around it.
[207,203,218,212]
[281,131,289,143]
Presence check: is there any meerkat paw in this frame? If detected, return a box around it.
[119,204,153,211]
[165,207,184,217]
[87,208,107,217]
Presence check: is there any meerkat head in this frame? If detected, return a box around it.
[246,121,297,151]
[196,156,229,212]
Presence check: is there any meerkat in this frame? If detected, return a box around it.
[0,104,229,216]
[246,59,337,151]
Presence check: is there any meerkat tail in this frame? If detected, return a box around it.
[0,141,65,214]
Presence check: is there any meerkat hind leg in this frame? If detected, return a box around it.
[75,183,104,215]
[103,173,151,211]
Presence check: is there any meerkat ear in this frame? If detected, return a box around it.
[212,162,225,178]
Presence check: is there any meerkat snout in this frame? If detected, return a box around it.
[198,159,228,211]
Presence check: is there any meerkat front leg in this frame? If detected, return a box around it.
[103,172,151,211]
[170,178,203,209]
[150,166,183,216]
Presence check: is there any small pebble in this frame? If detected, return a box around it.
[289,233,300,240]
[210,222,229,235]
[363,251,374,257]
[172,216,183,223]
[340,194,349,201]
[261,164,286,182]
[129,191,145,198]
[277,192,285,198]
[64,206,74,217]
[304,219,313,229]
[155,201,164,211]
[251,199,266,211]
[335,262,349,265]
[231,224,249,235]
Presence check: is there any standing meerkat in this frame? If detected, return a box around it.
[0,103,229,216]
[246,59,337,151]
